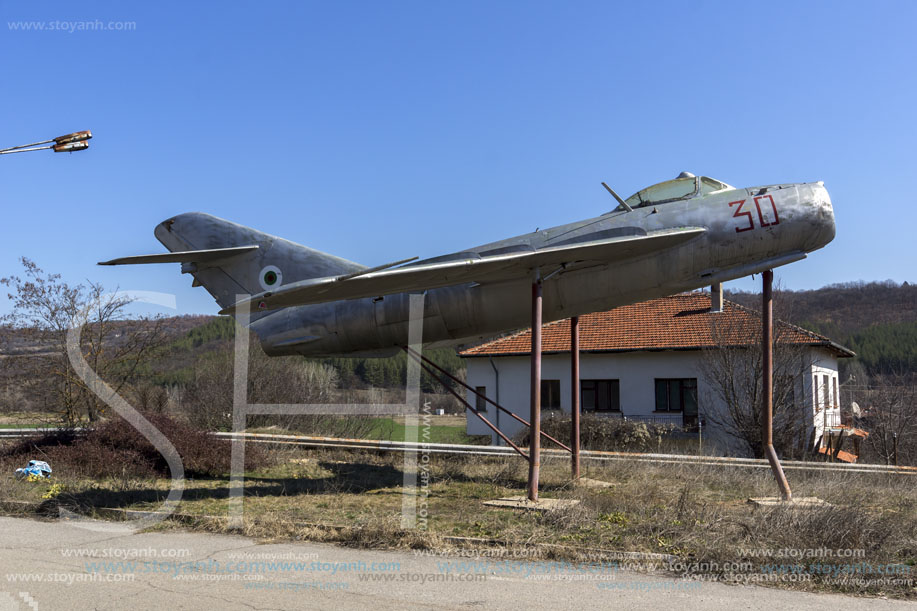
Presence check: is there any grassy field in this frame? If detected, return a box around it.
[3,442,915,599]
[252,415,487,445]
[0,413,65,428]
[358,415,481,444]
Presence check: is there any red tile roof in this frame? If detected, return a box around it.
[460,293,854,358]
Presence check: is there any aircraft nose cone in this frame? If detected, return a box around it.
[806,182,835,251]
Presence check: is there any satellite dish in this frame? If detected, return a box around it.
[850,401,862,418]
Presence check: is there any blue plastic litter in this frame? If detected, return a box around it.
[15,460,52,479]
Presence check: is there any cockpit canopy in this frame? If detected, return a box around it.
[616,172,734,212]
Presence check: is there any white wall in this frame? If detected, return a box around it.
[809,360,842,446]
[464,349,840,456]
[465,351,708,442]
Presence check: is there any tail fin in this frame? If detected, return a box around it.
[154,212,363,311]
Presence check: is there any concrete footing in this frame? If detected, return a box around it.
[483,496,580,512]
[747,496,831,509]
[575,478,615,490]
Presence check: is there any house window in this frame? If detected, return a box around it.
[474,386,487,412]
[541,379,561,409]
[655,378,697,413]
[833,377,839,409]
[823,374,830,410]
[581,379,620,412]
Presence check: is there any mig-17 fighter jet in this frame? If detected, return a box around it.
[99,172,834,357]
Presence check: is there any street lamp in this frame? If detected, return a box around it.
[0,130,92,155]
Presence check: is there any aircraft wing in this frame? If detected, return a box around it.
[219,227,705,314]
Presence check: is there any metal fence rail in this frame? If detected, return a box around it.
[0,428,83,439]
[4,427,911,475]
[212,432,917,476]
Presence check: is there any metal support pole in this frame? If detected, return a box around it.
[490,356,501,446]
[0,145,55,155]
[571,316,581,480]
[416,361,528,459]
[403,347,571,452]
[528,277,543,502]
[763,270,792,500]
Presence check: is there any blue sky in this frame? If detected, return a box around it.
[1,1,914,317]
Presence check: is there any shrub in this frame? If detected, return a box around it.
[182,345,341,431]
[1,413,269,479]
[518,413,676,452]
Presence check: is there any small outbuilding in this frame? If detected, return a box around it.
[459,292,854,455]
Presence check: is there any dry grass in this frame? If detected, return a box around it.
[2,443,915,598]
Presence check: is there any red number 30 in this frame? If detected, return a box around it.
[729,196,780,233]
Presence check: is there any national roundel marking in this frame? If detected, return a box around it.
[259,265,283,291]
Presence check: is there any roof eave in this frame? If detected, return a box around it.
[460,341,857,359]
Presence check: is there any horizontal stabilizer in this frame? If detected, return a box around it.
[98,245,259,266]
[220,227,705,314]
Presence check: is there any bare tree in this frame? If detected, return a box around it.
[1,257,168,424]
[182,333,340,431]
[848,375,917,466]
[1,258,86,422]
[699,301,817,459]
[78,281,169,421]
[132,381,172,414]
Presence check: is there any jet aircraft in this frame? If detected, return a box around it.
[99,172,835,357]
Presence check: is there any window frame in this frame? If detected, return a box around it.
[581,379,621,412]
[474,386,487,412]
[540,379,561,410]
[654,378,698,413]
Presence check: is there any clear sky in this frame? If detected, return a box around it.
[1,1,914,317]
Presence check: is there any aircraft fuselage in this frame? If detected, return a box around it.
[251,181,834,357]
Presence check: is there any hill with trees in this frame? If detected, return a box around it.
[726,280,917,379]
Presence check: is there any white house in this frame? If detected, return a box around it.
[460,292,854,456]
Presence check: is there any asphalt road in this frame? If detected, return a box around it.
[0,516,912,610]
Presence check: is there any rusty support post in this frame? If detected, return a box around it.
[763,270,792,500]
[571,316,581,480]
[528,277,543,502]
[402,347,571,452]
[416,361,528,459]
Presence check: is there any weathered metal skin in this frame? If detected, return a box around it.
[153,178,834,357]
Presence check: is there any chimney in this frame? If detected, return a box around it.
[710,283,723,313]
